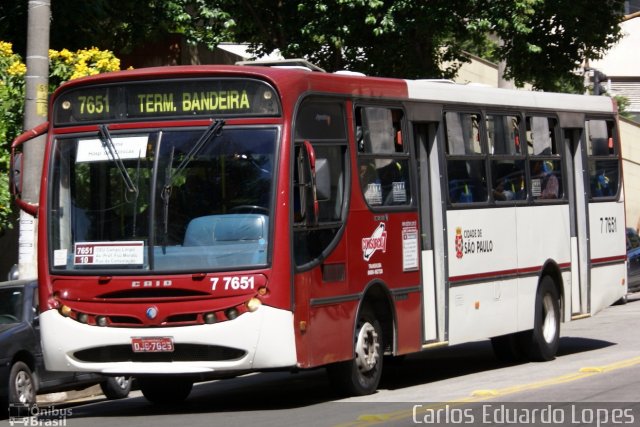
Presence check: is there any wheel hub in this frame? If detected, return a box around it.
[355,321,380,373]
[542,294,558,343]
[15,371,35,404]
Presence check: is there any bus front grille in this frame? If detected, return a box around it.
[74,344,246,363]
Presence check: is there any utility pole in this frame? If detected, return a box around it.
[19,0,51,279]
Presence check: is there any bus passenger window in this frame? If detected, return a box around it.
[356,106,411,207]
[531,160,561,199]
[525,115,563,201]
[445,112,482,155]
[586,119,619,199]
[487,114,521,155]
[444,111,487,204]
[491,160,526,201]
[293,98,348,267]
[447,160,487,203]
[526,116,559,155]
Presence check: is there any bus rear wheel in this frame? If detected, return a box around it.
[138,377,193,404]
[519,276,560,361]
[327,309,383,396]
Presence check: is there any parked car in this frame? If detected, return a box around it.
[628,228,640,293]
[0,280,131,409]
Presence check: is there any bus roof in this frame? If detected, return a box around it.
[54,65,615,116]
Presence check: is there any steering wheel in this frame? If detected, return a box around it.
[229,205,269,215]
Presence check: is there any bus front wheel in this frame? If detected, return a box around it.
[327,309,383,396]
[520,276,561,361]
[138,377,193,404]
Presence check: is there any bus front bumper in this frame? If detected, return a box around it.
[39,305,297,375]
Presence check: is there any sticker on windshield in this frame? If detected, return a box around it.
[76,136,148,163]
[74,241,144,265]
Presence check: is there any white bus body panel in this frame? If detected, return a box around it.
[588,200,628,312]
[40,305,297,374]
[446,205,571,345]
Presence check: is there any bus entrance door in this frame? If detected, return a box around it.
[564,127,590,316]
[414,122,446,343]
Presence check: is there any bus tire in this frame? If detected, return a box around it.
[327,309,383,396]
[138,377,193,404]
[520,276,561,361]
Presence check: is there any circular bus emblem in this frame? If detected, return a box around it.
[146,306,158,320]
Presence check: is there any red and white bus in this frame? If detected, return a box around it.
[12,63,627,402]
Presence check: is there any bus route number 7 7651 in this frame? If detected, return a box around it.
[210,276,255,291]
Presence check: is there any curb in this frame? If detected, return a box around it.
[37,385,104,404]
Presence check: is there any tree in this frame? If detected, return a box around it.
[0,44,121,233]
[485,0,626,92]
[0,1,625,90]
[157,0,624,92]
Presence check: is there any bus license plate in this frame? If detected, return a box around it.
[131,337,174,353]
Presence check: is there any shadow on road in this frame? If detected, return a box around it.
[55,332,616,420]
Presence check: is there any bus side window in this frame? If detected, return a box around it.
[487,113,526,202]
[526,116,563,200]
[293,98,348,267]
[356,106,411,207]
[444,111,487,204]
[586,119,619,199]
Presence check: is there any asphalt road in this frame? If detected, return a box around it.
[6,293,640,427]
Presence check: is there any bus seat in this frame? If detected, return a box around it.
[449,179,474,203]
[184,214,267,246]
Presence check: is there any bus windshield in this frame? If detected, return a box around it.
[49,126,277,273]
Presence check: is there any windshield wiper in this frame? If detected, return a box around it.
[166,119,225,189]
[160,119,225,246]
[98,124,138,194]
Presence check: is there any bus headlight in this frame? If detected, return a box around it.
[96,316,108,326]
[204,312,217,324]
[60,305,72,317]
[246,298,262,312]
[77,313,89,324]
[225,308,239,320]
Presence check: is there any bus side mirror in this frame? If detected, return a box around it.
[10,123,48,217]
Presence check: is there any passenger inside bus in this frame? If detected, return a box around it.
[491,161,526,201]
[532,160,559,199]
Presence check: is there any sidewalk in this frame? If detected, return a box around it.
[37,385,105,404]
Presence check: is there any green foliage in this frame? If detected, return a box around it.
[0,1,628,231]
[613,95,633,120]
[0,42,25,232]
[486,0,626,92]
[151,0,624,91]
[0,1,626,91]
[0,43,122,233]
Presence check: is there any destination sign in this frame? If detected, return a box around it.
[53,78,280,124]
